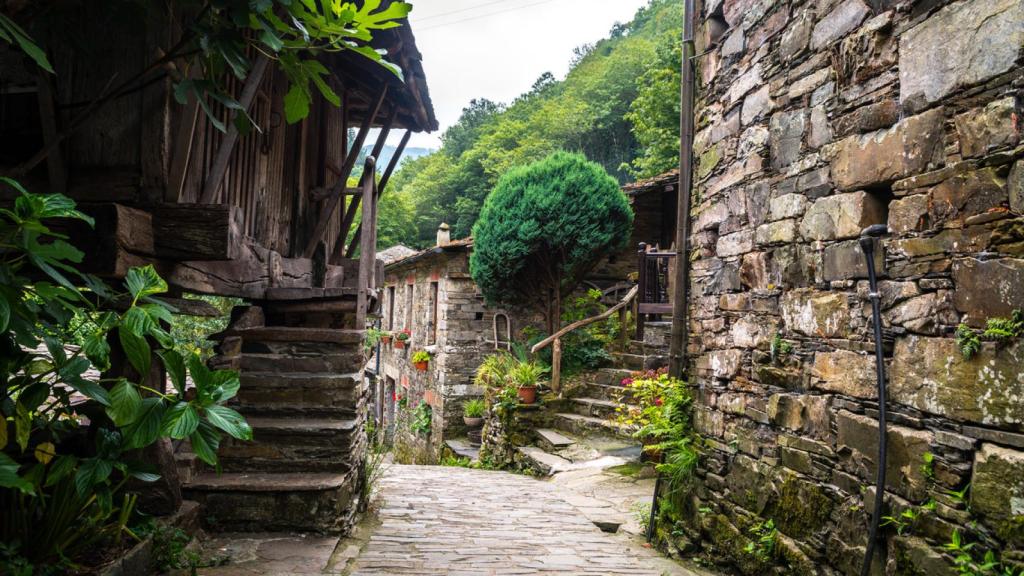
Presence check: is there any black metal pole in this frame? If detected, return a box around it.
[860,224,889,576]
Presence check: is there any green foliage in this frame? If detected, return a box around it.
[385,0,682,248]
[508,361,546,388]
[543,288,617,374]
[624,26,682,178]
[770,333,793,363]
[473,352,516,389]
[743,519,777,562]
[409,401,432,437]
[168,295,241,359]
[364,327,386,352]
[882,507,920,536]
[411,350,431,364]
[0,13,53,73]
[439,454,472,468]
[944,529,1020,576]
[470,151,632,321]
[631,501,653,534]
[0,183,249,569]
[922,452,935,480]
[462,399,486,418]
[957,311,1022,359]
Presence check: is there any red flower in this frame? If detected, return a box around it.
[654,397,663,406]
[620,377,634,387]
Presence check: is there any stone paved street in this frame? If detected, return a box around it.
[345,464,708,576]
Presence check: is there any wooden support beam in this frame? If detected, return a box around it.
[198,55,270,204]
[166,83,200,203]
[152,203,243,260]
[356,158,377,328]
[344,129,410,258]
[334,106,396,261]
[551,338,562,394]
[302,85,388,258]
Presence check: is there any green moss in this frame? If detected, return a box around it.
[771,475,833,540]
[608,462,646,477]
[996,514,1024,545]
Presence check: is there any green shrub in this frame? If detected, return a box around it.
[470,151,633,330]
[410,401,432,437]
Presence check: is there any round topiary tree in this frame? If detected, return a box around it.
[470,151,633,333]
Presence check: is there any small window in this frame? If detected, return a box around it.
[387,286,396,330]
[404,284,414,330]
[428,281,439,345]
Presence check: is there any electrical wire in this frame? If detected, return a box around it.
[415,0,519,22]
[417,0,567,31]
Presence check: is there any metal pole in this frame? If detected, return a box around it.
[859,224,889,576]
[650,0,696,544]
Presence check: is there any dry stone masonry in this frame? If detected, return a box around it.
[674,0,1024,571]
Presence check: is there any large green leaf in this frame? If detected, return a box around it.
[158,350,187,394]
[189,421,222,467]
[74,458,112,496]
[0,452,34,495]
[0,295,9,332]
[162,402,199,439]
[14,403,30,451]
[125,265,167,302]
[0,14,54,73]
[44,454,77,487]
[283,82,310,124]
[204,405,252,441]
[118,328,151,377]
[123,398,165,449]
[83,332,111,372]
[106,379,142,427]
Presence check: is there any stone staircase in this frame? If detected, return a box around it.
[181,305,368,534]
[506,322,672,480]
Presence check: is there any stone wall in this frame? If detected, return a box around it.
[375,248,541,462]
[670,0,1024,572]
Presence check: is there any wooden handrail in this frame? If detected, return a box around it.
[531,285,638,354]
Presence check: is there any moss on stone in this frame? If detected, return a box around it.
[771,475,833,540]
[607,462,646,477]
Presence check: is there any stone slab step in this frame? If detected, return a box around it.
[571,397,620,419]
[234,372,365,415]
[240,352,363,373]
[218,416,361,473]
[183,471,357,533]
[516,446,574,476]
[535,428,575,452]
[553,412,633,440]
[444,439,480,461]
[593,368,635,386]
[216,326,363,345]
[582,382,631,402]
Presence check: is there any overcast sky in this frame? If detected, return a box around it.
[395,0,650,149]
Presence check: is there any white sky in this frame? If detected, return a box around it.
[393,0,650,149]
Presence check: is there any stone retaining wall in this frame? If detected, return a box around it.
[670,0,1024,571]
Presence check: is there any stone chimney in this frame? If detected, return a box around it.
[436,222,451,246]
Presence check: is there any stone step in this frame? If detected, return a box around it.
[183,471,358,533]
[581,382,631,402]
[218,416,361,473]
[234,372,365,415]
[611,352,646,370]
[217,326,363,345]
[239,352,363,373]
[444,438,480,461]
[175,449,201,484]
[593,368,635,386]
[535,428,575,452]
[553,412,633,440]
[571,397,620,420]
[516,446,574,476]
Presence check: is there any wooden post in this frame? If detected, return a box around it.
[551,338,562,395]
[303,86,388,258]
[344,129,411,258]
[619,306,628,349]
[637,243,647,342]
[356,158,377,328]
[335,108,397,261]
[198,54,270,205]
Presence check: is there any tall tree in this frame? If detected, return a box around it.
[470,152,633,333]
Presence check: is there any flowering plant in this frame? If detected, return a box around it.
[411,350,431,363]
[614,367,686,438]
[395,329,411,342]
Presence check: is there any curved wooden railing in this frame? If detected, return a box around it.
[531,285,638,393]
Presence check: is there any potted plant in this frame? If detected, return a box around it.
[364,327,384,352]
[463,398,486,427]
[411,350,431,371]
[380,330,393,346]
[394,328,411,349]
[510,360,545,405]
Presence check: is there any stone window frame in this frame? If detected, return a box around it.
[386,285,396,331]
[427,281,439,346]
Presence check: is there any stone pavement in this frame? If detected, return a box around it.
[197,463,715,575]
[345,464,709,576]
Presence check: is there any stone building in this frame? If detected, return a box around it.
[659,0,1024,572]
[370,225,539,462]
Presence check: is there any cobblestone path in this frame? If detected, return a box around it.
[347,464,704,575]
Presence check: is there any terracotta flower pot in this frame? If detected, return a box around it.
[414,360,429,371]
[463,416,484,428]
[394,340,406,349]
[517,386,537,405]
[381,336,392,345]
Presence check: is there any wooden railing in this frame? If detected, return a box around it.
[637,242,674,341]
[531,285,638,394]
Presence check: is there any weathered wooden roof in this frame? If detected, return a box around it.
[622,169,679,197]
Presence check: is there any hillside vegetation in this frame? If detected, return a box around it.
[381,0,682,249]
